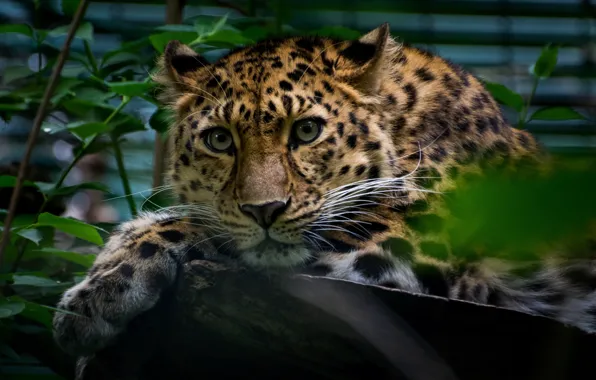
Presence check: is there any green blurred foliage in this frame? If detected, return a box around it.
[444,154,596,260]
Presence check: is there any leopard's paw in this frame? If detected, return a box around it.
[52,212,218,355]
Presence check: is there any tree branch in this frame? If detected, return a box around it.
[74,260,596,380]
[0,0,90,266]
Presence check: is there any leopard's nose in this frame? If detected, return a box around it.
[240,201,288,229]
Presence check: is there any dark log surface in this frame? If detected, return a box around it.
[76,260,596,380]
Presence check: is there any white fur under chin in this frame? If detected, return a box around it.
[240,244,312,268]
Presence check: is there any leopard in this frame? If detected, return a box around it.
[52,23,596,356]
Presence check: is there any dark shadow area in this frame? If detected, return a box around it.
[75,260,596,380]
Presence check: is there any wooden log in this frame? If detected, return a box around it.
[75,259,596,380]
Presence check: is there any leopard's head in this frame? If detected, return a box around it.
[154,24,418,267]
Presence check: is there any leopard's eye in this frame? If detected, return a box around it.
[293,118,323,144]
[204,127,233,153]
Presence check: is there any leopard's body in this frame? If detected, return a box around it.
[53,24,596,356]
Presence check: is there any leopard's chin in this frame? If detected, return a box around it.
[239,238,310,268]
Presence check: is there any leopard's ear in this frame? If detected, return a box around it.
[335,23,400,94]
[152,41,211,105]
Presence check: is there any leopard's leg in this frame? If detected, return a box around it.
[451,258,596,333]
[305,245,424,294]
[306,246,596,334]
[52,212,221,356]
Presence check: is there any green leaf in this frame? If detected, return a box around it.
[100,51,141,67]
[62,98,116,118]
[20,300,53,328]
[62,0,82,16]
[108,81,154,97]
[74,138,112,156]
[100,38,151,67]
[0,175,38,189]
[445,157,596,255]
[0,299,25,318]
[48,21,94,42]
[74,86,113,102]
[33,213,103,245]
[10,81,46,99]
[149,108,172,134]
[43,121,111,140]
[149,31,198,53]
[67,121,110,139]
[2,66,34,85]
[109,114,147,138]
[483,82,525,113]
[0,103,28,112]
[30,247,96,268]
[12,215,39,228]
[12,275,62,287]
[50,78,83,105]
[208,14,229,35]
[0,344,20,360]
[14,229,43,245]
[61,64,89,78]
[528,106,587,121]
[532,45,559,79]
[0,24,33,37]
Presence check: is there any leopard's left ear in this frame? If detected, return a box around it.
[152,41,211,105]
[335,23,399,94]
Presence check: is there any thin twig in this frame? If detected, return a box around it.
[9,95,129,272]
[0,0,91,267]
[111,133,138,217]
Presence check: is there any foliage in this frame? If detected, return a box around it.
[0,6,593,380]
[482,44,589,128]
[442,154,596,261]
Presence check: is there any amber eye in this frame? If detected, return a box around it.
[293,118,323,144]
[204,127,233,153]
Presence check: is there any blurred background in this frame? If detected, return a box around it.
[1,0,595,224]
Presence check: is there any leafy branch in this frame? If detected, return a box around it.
[0,0,91,267]
[484,44,588,128]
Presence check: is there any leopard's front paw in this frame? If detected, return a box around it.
[52,213,218,356]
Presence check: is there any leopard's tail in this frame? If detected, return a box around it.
[444,258,596,334]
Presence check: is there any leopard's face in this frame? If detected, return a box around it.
[158,29,405,267]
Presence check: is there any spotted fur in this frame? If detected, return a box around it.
[53,24,596,355]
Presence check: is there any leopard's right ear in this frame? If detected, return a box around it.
[152,41,211,105]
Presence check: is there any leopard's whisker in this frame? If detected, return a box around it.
[168,79,224,107]
[104,185,174,202]
[395,129,449,162]
[306,223,368,241]
[302,229,333,251]
[296,40,347,86]
[139,187,177,210]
